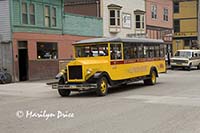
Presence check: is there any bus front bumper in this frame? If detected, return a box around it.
[52,83,97,91]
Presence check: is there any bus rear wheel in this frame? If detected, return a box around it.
[96,77,108,96]
[144,70,157,85]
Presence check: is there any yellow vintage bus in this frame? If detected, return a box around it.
[52,37,166,96]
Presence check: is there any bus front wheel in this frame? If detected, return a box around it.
[96,77,108,96]
[58,78,71,97]
[144,70,157,85]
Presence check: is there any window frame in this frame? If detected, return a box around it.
[173,2,179,13]
[174,19,180,33]
[44,5,51,27]
[109,10,116,26]
[29,3,36,25]
[22,2,28,24]
[163,8,168,21]
[151,4,157,19]
[109,9,121,27]
[37,42,58,60]
[135,14,145,30]
[51,7,57,27]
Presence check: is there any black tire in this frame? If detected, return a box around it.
[96,77,108,96]
[187,63,192,71]
[57,78,71,97]
[197,64,200,70]
[0,74,6,84]
[144,70,157,85]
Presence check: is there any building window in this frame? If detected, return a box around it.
[163,8,168,21]
[29,4,35,25]
[22,2,28,24]
[136,15,140,28]
[109,10,120,26]
[117,10,120,26]
[174,19,180,32]
[151,5,157,19]
[110,10,115,25]
[37,42,58,59]
[45,6,50,27]
[108,4,122,33]
[52,7,57,27]
[184,40,190,47]
[174,2,179,13]
[108,4,122,27]
[135,15,145,29]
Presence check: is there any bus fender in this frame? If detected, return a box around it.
[93,71,110,79]
[55,71,67,81]
[91,71,112,85]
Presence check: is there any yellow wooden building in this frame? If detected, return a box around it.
[173,0,198,54]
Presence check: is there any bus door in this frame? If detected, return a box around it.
[110,43,123,78]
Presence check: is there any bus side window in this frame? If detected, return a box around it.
[123,43,131,59]
[110,44,122,60]
[137,44,144,58]
[160,45,165,57]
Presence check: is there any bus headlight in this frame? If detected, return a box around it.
[86,68,92,75]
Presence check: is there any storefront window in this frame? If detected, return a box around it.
[37,42,58,59]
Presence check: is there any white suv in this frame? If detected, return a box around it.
[171,49,200,71]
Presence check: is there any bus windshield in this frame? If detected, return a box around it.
[75,44,108,58]
[174,51,192,58]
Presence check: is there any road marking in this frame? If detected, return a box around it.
[124,95,200,107]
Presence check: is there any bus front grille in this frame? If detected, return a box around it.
[68,66,83,80]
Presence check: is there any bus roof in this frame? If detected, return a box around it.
[73,37,164,45]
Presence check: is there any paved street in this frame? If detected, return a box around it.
[0,70,200,133]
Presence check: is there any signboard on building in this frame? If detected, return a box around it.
[122,13,131,28]
[174,32,197,37]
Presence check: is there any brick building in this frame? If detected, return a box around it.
[146,0,173,54]
[0,0,174,81]
[0,0,102,81]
